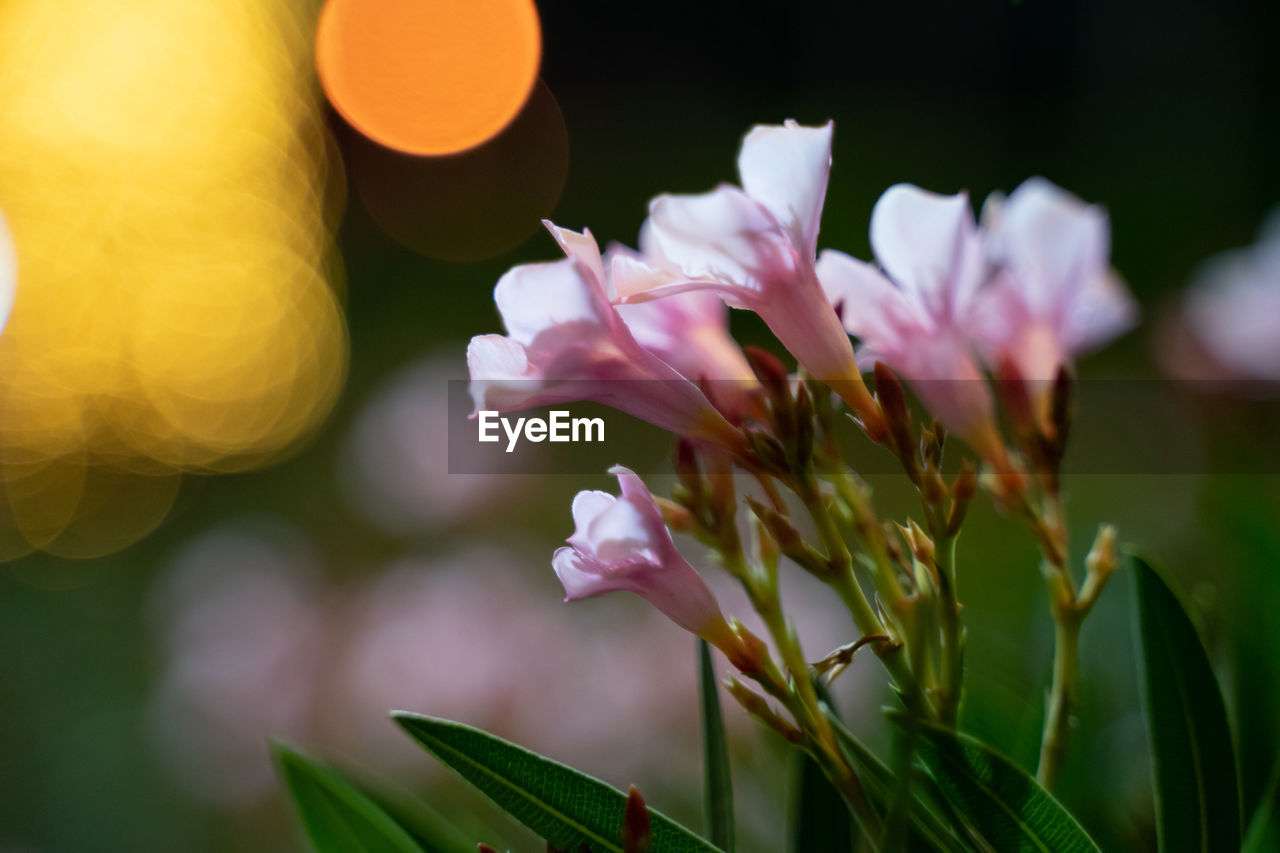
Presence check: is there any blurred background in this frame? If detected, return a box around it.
[1,0,1278,850]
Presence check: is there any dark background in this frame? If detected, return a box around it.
[3,1,1279,850]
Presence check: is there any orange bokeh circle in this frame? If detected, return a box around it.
[316,0,541,156]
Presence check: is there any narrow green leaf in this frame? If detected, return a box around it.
[1242,757,1280,853]
[825,708,968,853]
[698,639,735,851]
[790,746,855,852]
[895,716,1102,852]
[394,712,724,853]
[271,742,427,853]
[356,778,478,853]
[1132,554,1242,852]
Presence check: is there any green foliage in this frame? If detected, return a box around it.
[272,742,436,853]
[394,711,725,853]
[1132,555,1242,852]
[790,746,855,852]
[901,718,1102,852]
[699,639,735,852]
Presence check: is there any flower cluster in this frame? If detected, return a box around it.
[467,120,1136,812]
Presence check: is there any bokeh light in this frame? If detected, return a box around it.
[316,0,542,156]
[344,80,569,261]
[0,0,348,558]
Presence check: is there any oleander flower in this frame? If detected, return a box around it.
[553,465,749,663]
[543,222,760,419]
[975,178,1137,384]
[623,121,883,435]
[818,184,1004,460]
[466,249,743,450]
[1162,213,1280,383]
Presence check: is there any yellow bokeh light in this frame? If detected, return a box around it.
[0,0,348,557]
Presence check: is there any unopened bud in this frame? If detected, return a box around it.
[745,497,800,552]
[654,497,694,533]
[744,426,789,474]
[478,846,498,853]
[922,467,947,507]
[1049,365,1073,452]
[743,346,792,408]
[946,462,978,536]
[874,363,917,472]
[1086,525,1118,580]
[622,787,651,853]
[793,382,816,468]
[994,354,1033,432]
[674,440,703,504]
[753,515,780,573]
[898,519,935,565]
[726,678,804,744]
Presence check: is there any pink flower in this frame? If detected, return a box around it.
[544,222,760,418]
[553,465,745,657]
[974,178,1137,383]
[818,184,1004,459]
[1163,214,1280,382]
[622,121,883,434]
[466,247,743,449]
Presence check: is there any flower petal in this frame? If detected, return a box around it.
[737,120,832,253]
[641,186,792,303]
[816,248,922,350]
[552,546,613,601]
[569,489,615,540]
[870,184,982,318]
[543,220,606,290]
[494,258,612,347]
[988,177,1109,318]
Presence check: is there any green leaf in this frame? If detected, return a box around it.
[1132,554,1242,852]
[271,742,427,853]
[394,712,724,853]
[896,716,1102,852]
[825,709,968,853]
[1242,757,1280,853]
[790,746,855,852]
[698,639,735,852]
[355,778,477,853]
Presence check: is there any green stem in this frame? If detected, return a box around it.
[933,533,963,728]
[1037,593,1080,791]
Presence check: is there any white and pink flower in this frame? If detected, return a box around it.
[975,178,1137,385]
[818,184,1004,459]
[553,465,750,665]
[466,243,744,449]
[622,121,883,434]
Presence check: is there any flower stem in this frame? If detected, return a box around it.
[1037,598,1080,791]
[932,533,964,727]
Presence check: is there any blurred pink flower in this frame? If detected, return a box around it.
[627,121,882,431]
[146,525,326,809]
[1162,214,1280,382]
[554,466,736,646]
[467,250,743,449]
[339,354,523,535]
[975,178,1137,382]
[328,547,706,784]
[818,184,1003,458]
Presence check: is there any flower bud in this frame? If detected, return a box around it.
[726,679,804,744]
[946,462,978,536]
[622,787,651,853]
